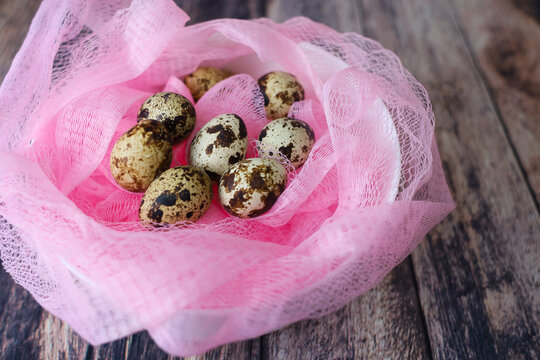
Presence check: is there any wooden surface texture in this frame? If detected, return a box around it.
[0,0,538,359]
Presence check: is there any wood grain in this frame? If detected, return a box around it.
[176,0,265,22]
[267,0,362,33]
[1,0,539,359]
[355,0,540,358]
[449,0,540,203]
[261,260,431,360]
[264,1,432,359]
[0,0,42,82]
[0,274,43,360]
[36,313,89,360]
[90,332,257,360]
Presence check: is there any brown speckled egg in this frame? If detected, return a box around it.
[137,92,196,144]
[139,166,212,225]
[184,67,234,102]
[110,120,172,192]
[189,114,248,182]
[258,117,315,168]
[258,71,305,119]
[219,158,287,218]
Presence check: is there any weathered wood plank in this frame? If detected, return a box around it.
[355,0,539,358]
[90,332,174,360]
[263,1,432,359]
[0,0,42,82]
[36,313,90,360]
[261,260,431,360]
[91,332,258,360]
[449,0,540,202]
[267,0,362,33]
[1,264,89,360]
[175,0,265,22]
[3,0,537,359]
[0,269,43,360]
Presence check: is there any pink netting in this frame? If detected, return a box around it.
[0,0,454,356]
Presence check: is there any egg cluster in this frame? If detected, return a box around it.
[110,68,315,226]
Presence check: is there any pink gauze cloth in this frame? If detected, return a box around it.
[0,0,454,356]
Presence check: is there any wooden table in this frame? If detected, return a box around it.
[0,0,538,359]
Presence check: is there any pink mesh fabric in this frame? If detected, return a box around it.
[0,0,454,356]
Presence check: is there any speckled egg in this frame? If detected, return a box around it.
[139,166,213,225]
[184,67,234,102]
[189,114,248,181]
[258,117,315,168]
[110,120,172,192]
[137,92,196,144]
[258,71,305,119]
[219,158,287,218]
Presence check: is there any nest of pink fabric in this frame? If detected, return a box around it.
[0,0,454,356]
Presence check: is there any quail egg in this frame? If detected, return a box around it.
[139,166,213,225]
[137,92,196,144]
[184,67,234,102]
[110,120,172,192]
[219,158,287,218]
[189,114,248,181]
[258,71,305,119]
[258,117,315,168]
